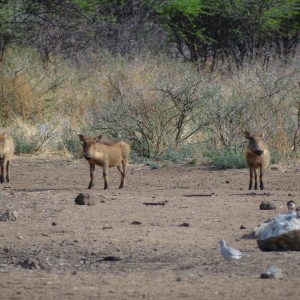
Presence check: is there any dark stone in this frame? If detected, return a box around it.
[74,193,96,205]
[102,256,121,262]
[259,201,276,210]
[260,266,283,279]
[179,223,190,227]
[131,221,142,225]
[257,230,300,251]
[17,258,40,269]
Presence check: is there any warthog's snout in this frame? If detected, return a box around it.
[84,154,93,161]
[255,150,264,156]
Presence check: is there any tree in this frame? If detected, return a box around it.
[156,0,299,69]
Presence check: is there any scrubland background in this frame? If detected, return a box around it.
[0,0,299,168]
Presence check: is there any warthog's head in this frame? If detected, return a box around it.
[78,134,102,161]
[245,131,266,156]
[0,132,9,160]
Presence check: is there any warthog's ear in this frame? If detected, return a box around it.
[95,135,103,143]
[78,134,85,142]
[244,131,251,139]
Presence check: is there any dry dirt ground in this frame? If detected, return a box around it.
[0,156,300,300]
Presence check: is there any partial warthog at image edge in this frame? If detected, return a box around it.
[79,134,130,190]
[245,131,270,190]
[0,132,15,184]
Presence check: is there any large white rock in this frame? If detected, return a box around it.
[257,212,300,251]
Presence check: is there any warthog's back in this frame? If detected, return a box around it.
[95,140,130,167]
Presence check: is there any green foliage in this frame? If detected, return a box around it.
[155,0,299,66]
[158,0,206,17]
[0,1,22,30]
[13,135,38,155]
[204,148,246,169]
[147,161,160,170]
[59,134,82,158]
[159,144,197,163]
[270,150,282,165]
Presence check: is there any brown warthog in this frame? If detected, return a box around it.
[245,131,270,190]
[79,134,130,190]
[0,132,15,184]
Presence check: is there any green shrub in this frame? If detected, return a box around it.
[59,134,82,158]
[159,144,196,163]
[270,150,282,165]
[147,161,160,170]
[13,135,37,154]
[204,148,246,169]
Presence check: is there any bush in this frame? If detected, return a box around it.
[13,135,37,155]
[159,144,197,163]
[1,47,299,162]
[204,148,246,169]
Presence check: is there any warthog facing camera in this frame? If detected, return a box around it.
[245,131,270,190]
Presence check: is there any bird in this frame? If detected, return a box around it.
[219,240,244,261]
[287,200,296,212]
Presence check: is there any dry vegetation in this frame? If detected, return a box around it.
[0,47,299,166]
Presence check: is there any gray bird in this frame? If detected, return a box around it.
[219,240,244,261]
[287,200,296,212]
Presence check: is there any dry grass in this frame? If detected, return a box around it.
[0,47,299,161]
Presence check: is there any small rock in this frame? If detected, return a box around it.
[260,265,283,279]
[131,221,142,225]
[0,210,18,221]
[17,258,40,270]
[74,193,96,206]
[52,222,57,226]
[179,223,190,227]
[240,225,247,230]
[102,256,121,262]
[102,226,112,230]
[259,201,276,210]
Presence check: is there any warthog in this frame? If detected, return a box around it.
[0,132,15,184]
[79,134,130,190]
[245,131,270,190]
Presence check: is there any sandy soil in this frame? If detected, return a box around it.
[0,156,300,300]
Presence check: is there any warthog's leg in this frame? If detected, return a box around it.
[0,161,4,183]
[259,167,264,190]
[6,160,10,183]
[88,164,95,189]
[117,159,127,189]
[103,163,109,190]
[249,168,253,190]
[254,169,258,190]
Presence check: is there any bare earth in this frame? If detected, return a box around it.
[0,156,300,300]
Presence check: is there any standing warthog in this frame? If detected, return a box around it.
[245,131,270,190]
[0,132,15,184]
[79,134,130,190]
